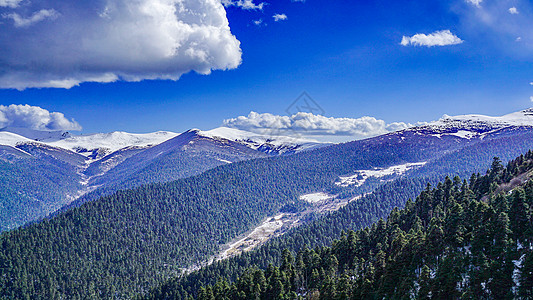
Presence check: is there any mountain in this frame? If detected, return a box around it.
[0,126,325,231]
[408,108,533,138]
[0,127,73,142]
[47,130,179,160]
[198,127,325,155]
[182,152,533,299]
[2,109,533,298]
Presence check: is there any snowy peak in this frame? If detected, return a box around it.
[197,127,326,154]
[0,127,72,142]
[47,130,179,158]
[439,108,533,127]
[409,108,533,139]
[0,131,34,147]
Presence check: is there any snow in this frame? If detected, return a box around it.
[299,192,333,203]
[0,131,35,147]
[219,213,286,260]
[47,131,179,156]
[513,253,526,294]
[0,127,179,160]
[442,109,533,126]
[414,108,533,139]
[448,130,478,139]
[336,162,427,187]
[216,158,232,164]
[0,127,71,142]
[199,126,324,153]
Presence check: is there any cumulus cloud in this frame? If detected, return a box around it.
[253,19,263,26]
[4,9,60,27]
[221,0,264,10]
[0,104,82,131]
[273,13,287,22]
[509,7,519,14]
[466,0,482,8]
[401,30,464,47]
[0,0,242,90]
[223,111,416,142]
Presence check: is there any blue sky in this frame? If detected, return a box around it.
[0,0,531,139]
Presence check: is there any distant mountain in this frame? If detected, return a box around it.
[0,126,326,231]
[0,127,73,142]
[198,127,326,155]
[408,108,533,138]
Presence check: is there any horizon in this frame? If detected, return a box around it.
[0,0,532,141]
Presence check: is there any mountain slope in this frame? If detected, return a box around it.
[187,152,533,299]
[147,130,533,299]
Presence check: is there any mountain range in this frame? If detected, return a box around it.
[2,108,533,232]
[0,126,323,231]
[2,108,533,298]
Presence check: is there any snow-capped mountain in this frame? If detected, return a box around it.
[0,126,324,159]
[2,107,533,232]
[47,131,180,160]
[0,125,329,231]
[198,127,326,155]
[408,108,533,138]
[0,127,73,142]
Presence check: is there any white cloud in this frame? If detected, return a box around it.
[530,82,533,85]
[273,13,287,22]
[516,37,522,42]
[4,9,60,27]
[0,104,82,131]
[221,0,264,10]
[0,0,242,90]
[0,0,21,8]
[223,111,416,142]
[509,7,519,14]
[253,19,263,26]
[530,96,533,102]
[466,0,482,8]
[401,30,464,47]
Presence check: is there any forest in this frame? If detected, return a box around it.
[2,129,533,298]
[153,153,533,299]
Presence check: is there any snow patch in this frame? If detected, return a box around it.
[216,158,232,164]
[336,162,427,187]
[299,192,333,203]
[219,213,286,260]
[513,254,526,294]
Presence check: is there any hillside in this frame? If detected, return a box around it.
[181,153,533,299]
[145,131,533,298]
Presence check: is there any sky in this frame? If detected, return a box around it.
[0,0,532,142]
